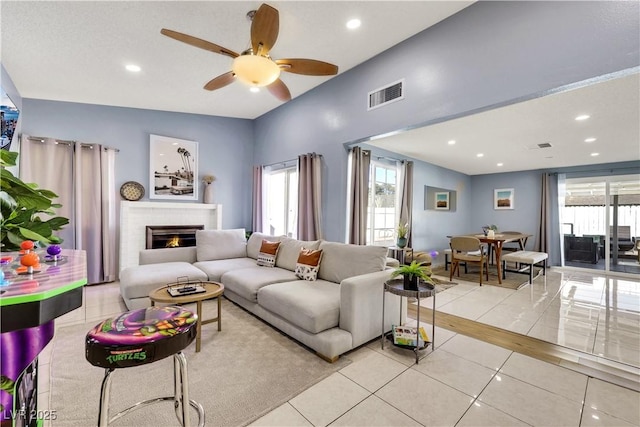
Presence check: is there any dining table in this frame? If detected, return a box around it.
[448,232,532,284]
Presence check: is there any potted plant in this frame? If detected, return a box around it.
[482,224,498,237]
[390,260,435,291]
[0,150,69,250]
[396,222,409,248]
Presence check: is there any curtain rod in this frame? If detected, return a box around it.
[263,158,297,168]
[375,156,410,163]
[27,136,120,152]
[262,154,323,168]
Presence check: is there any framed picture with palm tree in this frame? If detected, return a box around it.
[149,134,198,201]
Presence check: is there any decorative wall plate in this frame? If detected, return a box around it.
[120,181,145,201]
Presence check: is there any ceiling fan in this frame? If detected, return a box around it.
[161,3,339,102]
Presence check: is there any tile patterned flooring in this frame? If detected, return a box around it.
[38,268,639,426]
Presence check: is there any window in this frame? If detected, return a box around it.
[265,166,298,238]
[366,162,398,246]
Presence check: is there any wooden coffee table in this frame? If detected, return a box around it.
[149,281,224,352]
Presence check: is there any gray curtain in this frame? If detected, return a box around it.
[252,165,263,233]
[537,173,551,254]
[398,161,413,247]
[297,153,323,240]
[347,147,370,244]
[20,135,117,284]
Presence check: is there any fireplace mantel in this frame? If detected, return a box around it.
[119,201,222,272]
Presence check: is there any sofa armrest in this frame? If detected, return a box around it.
[139,247,197,265]
[339,270,403,348]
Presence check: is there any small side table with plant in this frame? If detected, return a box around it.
[381,261,437,364]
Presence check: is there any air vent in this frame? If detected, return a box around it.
[526,142,554,150]
[368,79,404,110]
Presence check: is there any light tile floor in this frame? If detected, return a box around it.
[37,268,639,426]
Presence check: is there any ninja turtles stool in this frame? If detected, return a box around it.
[85,306,205,427]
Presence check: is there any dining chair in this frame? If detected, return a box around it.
[449,236,489,285]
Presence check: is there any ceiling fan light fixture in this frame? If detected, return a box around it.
[232,54,280,87]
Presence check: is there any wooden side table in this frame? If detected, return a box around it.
[149,281,224,352]
[381,278,436,364]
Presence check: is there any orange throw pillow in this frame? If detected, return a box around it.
[295,248,323,281]
[256,240,281,267]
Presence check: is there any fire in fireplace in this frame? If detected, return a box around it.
[146,225,204,249]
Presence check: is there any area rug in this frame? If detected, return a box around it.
[50,299,349,426]
[430,276,459,293]
[430,265,540,290]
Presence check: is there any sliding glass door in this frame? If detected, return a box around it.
[562,174,639,275]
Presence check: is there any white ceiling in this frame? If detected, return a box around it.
[0,1,472,119]
[369,72,640,175]
[2,1,638,176]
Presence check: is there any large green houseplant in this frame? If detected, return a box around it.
[0,150,69,250]
[390,260,435,291]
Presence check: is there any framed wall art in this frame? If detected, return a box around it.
[149,134,198,201]
[494,188,514,210]
[434,192,450,210]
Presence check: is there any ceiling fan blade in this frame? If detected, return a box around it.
[161,28,239,58]
[276,59,338,76]
[203,72,236,91]
[251,4,279,56]
[267,79,291,102]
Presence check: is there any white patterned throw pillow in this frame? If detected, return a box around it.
[256,240,281,267]
[294,248,323,281]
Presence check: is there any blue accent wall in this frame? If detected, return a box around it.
[20,99,254,229]
[254,1,640,243]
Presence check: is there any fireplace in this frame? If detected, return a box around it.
[146,225,204,249]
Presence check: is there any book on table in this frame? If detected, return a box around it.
[392,325,430,347]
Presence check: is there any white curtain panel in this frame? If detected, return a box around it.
[19,135,116,284]
[252,165,264,234]
[19,135,75,247]
[101,147,117,282]
[398,160,413,247]
[346,147,370,245]
[537,173,553,255]
[297,153,323,241]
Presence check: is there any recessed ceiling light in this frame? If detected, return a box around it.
[125,64,141,72]
[447,140,456,145]
[476,153,484,158]
[346,18,361,29]
[575,114,590,121]
[497,163,503,167]
[250,87,260,93]
[590,152,599,156]
[584,137,597,143]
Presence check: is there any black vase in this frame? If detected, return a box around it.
[403,275,418,291]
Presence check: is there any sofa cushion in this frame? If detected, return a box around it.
[257,280,340,334]
[275,237,321,271]
[120,262,207,300]
[193,258,258,282]
[295,248,323,281]
[139,247,197,265]
[196,229,247,261]
[256,240,281,267]
[221,267,298,303]
[317,241,387,284]
[247,232,283,259]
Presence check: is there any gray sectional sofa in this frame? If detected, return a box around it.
[120,229,402,361]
